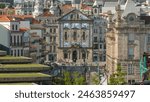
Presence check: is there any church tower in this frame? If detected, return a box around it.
[33,0,44,17]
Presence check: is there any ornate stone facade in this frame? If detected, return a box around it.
[57,9,93,65]
[106,0,150,84]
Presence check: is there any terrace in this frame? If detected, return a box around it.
[0,56,32,64]
[0,73,52,83]
[0,64,51,72]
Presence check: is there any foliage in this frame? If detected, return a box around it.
[0,4,5,9]
[91,72,100,85]
[63,71,86,85]
[72,72,85,85]
[109,64,126,85]
[64,71,72,85]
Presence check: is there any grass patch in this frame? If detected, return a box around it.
[0,73,51,78]
[0,56,31,60]
[0,83,37,85]
[0,64,49,68]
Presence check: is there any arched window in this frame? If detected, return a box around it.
[65,32,67,40]
[73,32,77,40]
[83,32,85,40]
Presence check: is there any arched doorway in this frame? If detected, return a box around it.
[72,50,77,62]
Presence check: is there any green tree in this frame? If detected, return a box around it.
[91,72,100,85]
[64,71,72,85]
[0,4,5,9]
[72,72,85,85]
[109,64,126,85]
[63,71,86,85]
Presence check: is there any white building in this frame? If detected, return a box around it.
[0,15,30,57]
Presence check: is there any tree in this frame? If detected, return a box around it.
[64,71,72,85]
[72,72,86,85]
[91,72,100,85]
[0,4,5,9]
[63,71,86,85]
[109,64,126,85]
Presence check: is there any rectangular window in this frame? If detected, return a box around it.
[16,25,18,31]
[21,49,23,56]
[49,54,54,61]
[100,44,102,49]
[50,29,52,33]
[94,37,98,42]
[12,25,14,30]
[50,37,52,42]
[103,56,106,61]
[128,64,134,75]
[128,47,134,59]
[17,36,19,46]
[93,56,98,62]
[94,44,98,49]
[128,33,134,42]
[14,50,16,56]
[18,49,20,56]
[20,36,23,46]
[14,36,16,46]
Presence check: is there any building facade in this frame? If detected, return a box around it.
[106,0,150,84]
[57,9,93,65]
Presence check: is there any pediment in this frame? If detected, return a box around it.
[59,9,91,21]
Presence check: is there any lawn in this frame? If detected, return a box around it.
[0,56,31,60]
[0,73,51,78]
[0,83,37,85]
[0,64,49,68]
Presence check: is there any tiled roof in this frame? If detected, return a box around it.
[39,11,54,17]
[81,4,92,10]
[61,4,74,13]
[19,28,29,32]
[0,15,14,22]
[12,15,33,20]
